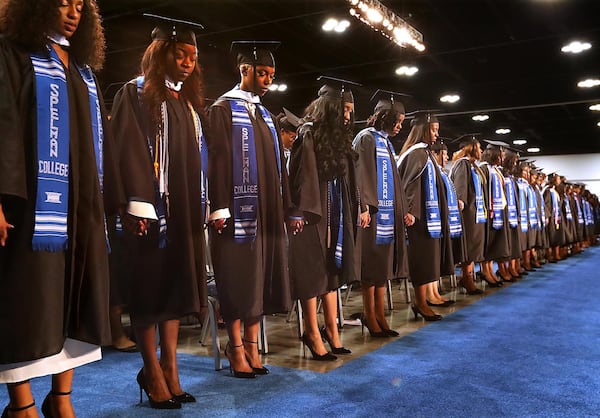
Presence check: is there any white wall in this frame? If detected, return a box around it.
[530,153,600,196]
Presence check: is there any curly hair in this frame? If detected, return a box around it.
[303,95,356,181]
[366,109,403,133]
[140,40,205,127]
[0,0,105,70]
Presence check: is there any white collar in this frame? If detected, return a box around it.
[165,78,183,92]
[48,33,70,48]
[221,84,261,104]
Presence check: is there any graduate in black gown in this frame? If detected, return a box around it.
[352,92,411,336]
[208,41,291,377]
[0,1,118,416]
[543,173,565,262]
[109,18,208,408]
[449,136,485,295]
[288,80,366,358]
[397,112,454,321]
[500,149,524,280]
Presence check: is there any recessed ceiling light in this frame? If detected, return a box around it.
[561,40,592,54]
[269,83,288,92]
[395,65,418,76]
[440,94,460,103]
[277,84,288,92]
[472,114,489,121]
[513,139,527,145]
[597,122,600,127]
[527,147,541,153]
[322,18,349,32]
[495,128,511,134]
[590,104,600,111]
[577,79,600,88]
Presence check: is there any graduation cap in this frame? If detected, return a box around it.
[408,110,440,127]
[279,107,301,130]
[451,133,481,149]
[231,40,280,67]
[482,139,510,150]
[317,75,361,103]
[430,138,448,152]
[144,13,204,47]
[370,89,410,115]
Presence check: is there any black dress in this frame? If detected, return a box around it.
[288,124,361,300]
[398,145,454,286]
[479,163,510,260]
[352,128,408,285]
[208,95,291,321]
[109,81,207,326]
[449,158,486,263]
[0,38,114,364]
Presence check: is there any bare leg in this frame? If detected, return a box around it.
[374,284,391,328]
[459,262,479,293]
[300,297,328,355]
[429,280,448,302]
[134,324,172,402]
[322,291,343,348]
[45,370,75,418]
[242,319,263,369]
[225,320,253,373]
[414,284,437,316]
[361,284,382,333]
[158,320,184,396]
[110,305,136,350]
[5,381,38,418]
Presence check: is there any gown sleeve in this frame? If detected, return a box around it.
[353,131,379,214]
[207,100,233,218]
[397,148,427,220]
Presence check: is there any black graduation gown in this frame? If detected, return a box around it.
[544,187,565,247]
[562,194,575,244]
[109,81,207,325]
[0,38,114,363]
[449,158,485,263]
[352,128,408,285]
[503,173,523,259]
[534,184,549,249]
[288,125,361,299]
[398,146,453,286]
[573,194,585,242]
[480,163,510,260]
[208,97,291,321]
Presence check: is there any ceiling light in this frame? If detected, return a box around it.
[561,41,592,54]
[322,18,349,32]
[395,65,418,76]
[472,114,489,121]
[440,94,460,103]
[590,104,600,111]
[597,122,600,127]
[269,84,278,91]
[578,79,600,88]
[513,139,527,145]
[277,84,288,92]
[495,128,511,134]
[527,147,541,153]
[346,0,425,51]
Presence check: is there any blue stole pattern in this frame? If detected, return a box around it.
[564,195,573,221]
[330,180,344,268]
[190,107,209,223]
[424,158,442,238]
[440,170,462,237]
[536,187,546,227]
[371,129,395,244]
[504,177,519,228]
[527,185,539,230]
[517,179,529,232]
[574,193,584,224]
[583,200,593,225]
[489,166,504,230]
[549,188,561,226]
[470,165,486,223]
[30,46,102,251]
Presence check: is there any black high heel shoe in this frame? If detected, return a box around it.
[375,319,400,337]
[42,391,74,417]
[301,333,337,361]
[224,343,256,378]
[410,304,442,321]
[319,327,351,354]
[242,339,270,375]
[172,392,196,403]
[2,402,35,418]
[476,271,503,287]
[359,314,389,338]
[136,369,181,409]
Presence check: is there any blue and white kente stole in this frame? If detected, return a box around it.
[371,129,395,244]
[550,188,561,226]
[471,165,486,224]
[564,195,573,221]
[489,166,504,230]
[583,199,593,225]
[517,179,529,232]
[504,177,518,228]
[189,103,208,223]
[440,170,462,238]
[424,158,442,238]
[527,185,539,230]
[536,187,546,227]
[574,193,584,225]
[230,100,260,243]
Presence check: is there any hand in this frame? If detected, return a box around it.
[211,218,227,234]
[122,213,149,236]
[458,199,465,211]
[288,218,304,235]
[404,213,415,227]
[359,210,371,228]
[0,204,14,247]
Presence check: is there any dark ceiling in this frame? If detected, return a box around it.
[96,0,600,155]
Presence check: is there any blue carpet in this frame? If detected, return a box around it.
[3,246,600,417]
